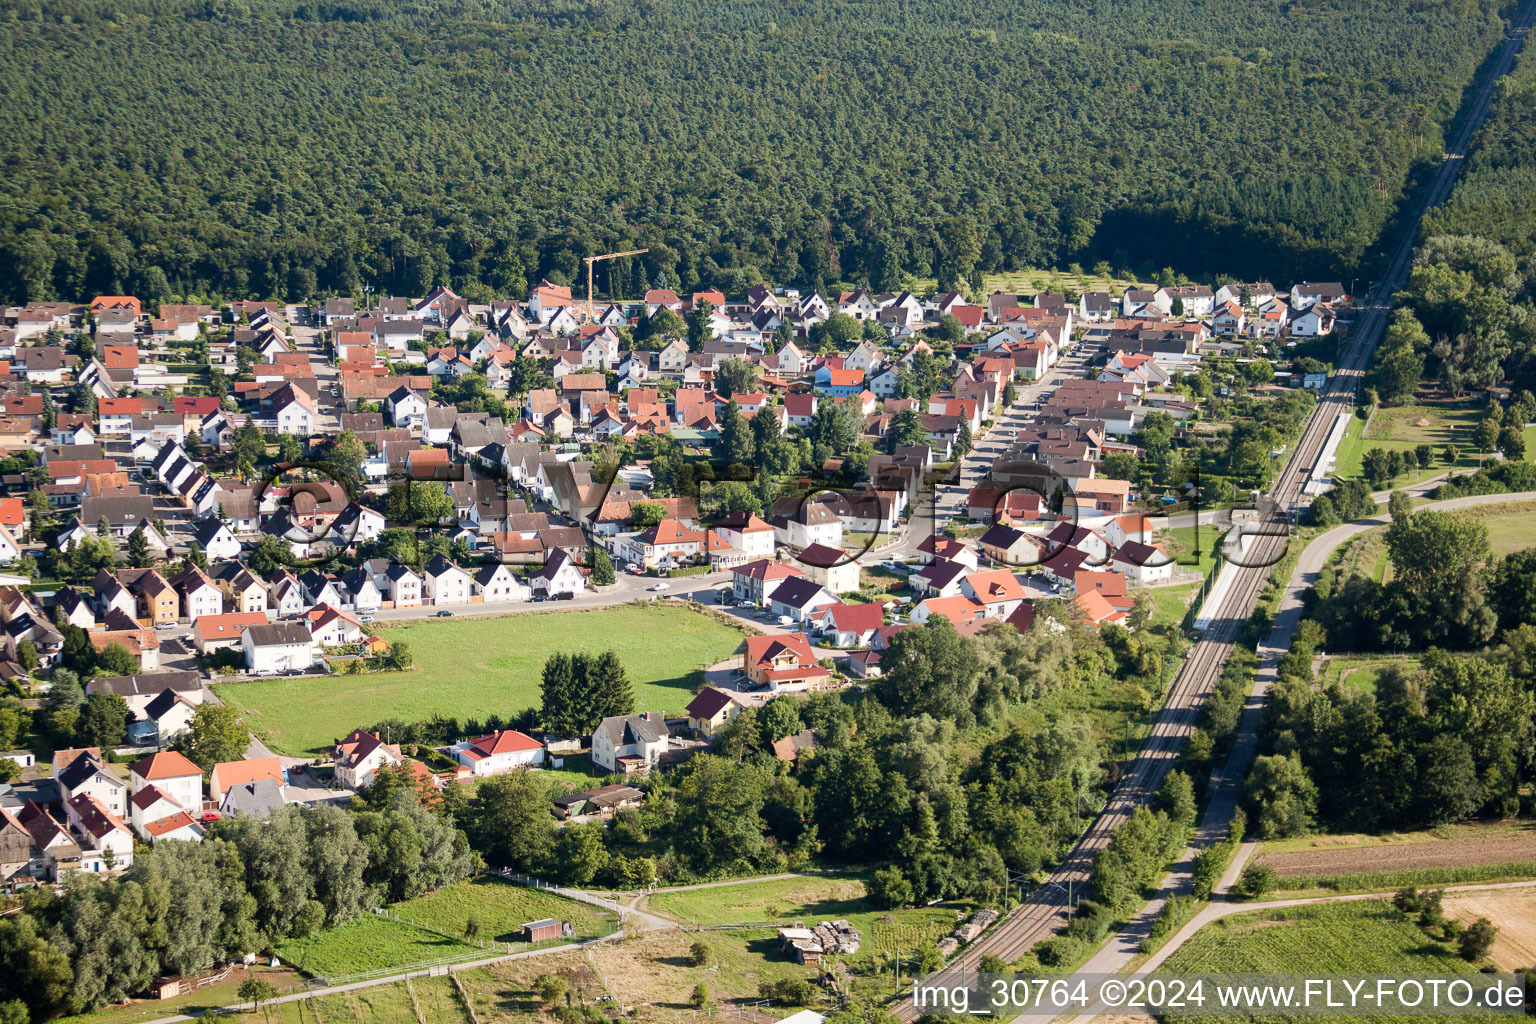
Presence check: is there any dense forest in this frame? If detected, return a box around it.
[0,0,1512,304]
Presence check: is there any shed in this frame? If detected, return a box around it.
[523,918,572,942]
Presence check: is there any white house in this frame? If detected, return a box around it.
[191,518,241,560]
[383,564,423,607]
[451,730,546,776]
[529,548,586,596]
[423,555,472,605]
[242,621,316,674]
[473,563,531,603]
[128,751,204,814]
[772,502,844,551]
[712,512,776,560]
[1111,541,1174,584]
[334,730,402,789]
[129,785,186,834]
[590,713,669,774]
[55,750,129,820]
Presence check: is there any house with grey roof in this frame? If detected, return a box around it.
[590,713,669,774]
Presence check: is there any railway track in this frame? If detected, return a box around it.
[890,3,1535,1012]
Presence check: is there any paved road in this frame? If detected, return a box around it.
[890,6,1536,1015]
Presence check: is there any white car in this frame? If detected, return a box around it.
[648,582,670,592]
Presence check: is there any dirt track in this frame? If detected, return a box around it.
[1258,834,1536,878]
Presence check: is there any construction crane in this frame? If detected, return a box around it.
[583,248,648,315]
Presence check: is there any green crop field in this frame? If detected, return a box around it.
[1158,901,1489,1023]
[217,604,746,754]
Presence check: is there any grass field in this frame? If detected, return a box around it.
[1479,506,1536,556]
[276,914,478,979]
[1162,526,1221,574]
[277,879,614,980]
[645,875,976,951]
[53,967,306,1024]
[217,604,746,754]
[910,267,1148,301]
[1147,582,1202,628]
[391,877,616,945]
[1318,655,1419,693]
[1158,901,1485,1022]
[642,874,984,1006]
[1335,400,1484,487]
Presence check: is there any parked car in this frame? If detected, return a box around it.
[554,591,575,601]
[777,615,794,626]
[359,614,374,623]
[436,610,454,617]
[532,593,548,602]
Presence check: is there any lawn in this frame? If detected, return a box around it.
[1158,901,1487,1022]
[1162,526,1221,574]
[217,604,747,754]
[277,879,614,980]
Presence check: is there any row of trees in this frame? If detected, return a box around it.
[538,651,635,739]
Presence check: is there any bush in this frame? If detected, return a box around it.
[1140,894,1198,953]
[1190,840,1237,899]
[689,938,712,966]
[758,978,817,1005]
[1235,863,1278,900]
[689,982,710,1009]
[870,865,915,908]
[1032,935,1089,969]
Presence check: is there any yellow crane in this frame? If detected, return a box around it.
[583,248,649,315]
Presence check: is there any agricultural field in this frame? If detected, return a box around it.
[277,880,613,980]
[1251,821,1536,895]
[271,979,475,1024]
[217,604,747,754]
[1158,901,1484,1019]
[1444,885,1536,970]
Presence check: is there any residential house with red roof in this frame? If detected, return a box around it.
[451,730,545,776]
[742,633,829,693]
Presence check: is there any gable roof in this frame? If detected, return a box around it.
[129,749,202,781]
[684,686,736,720]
